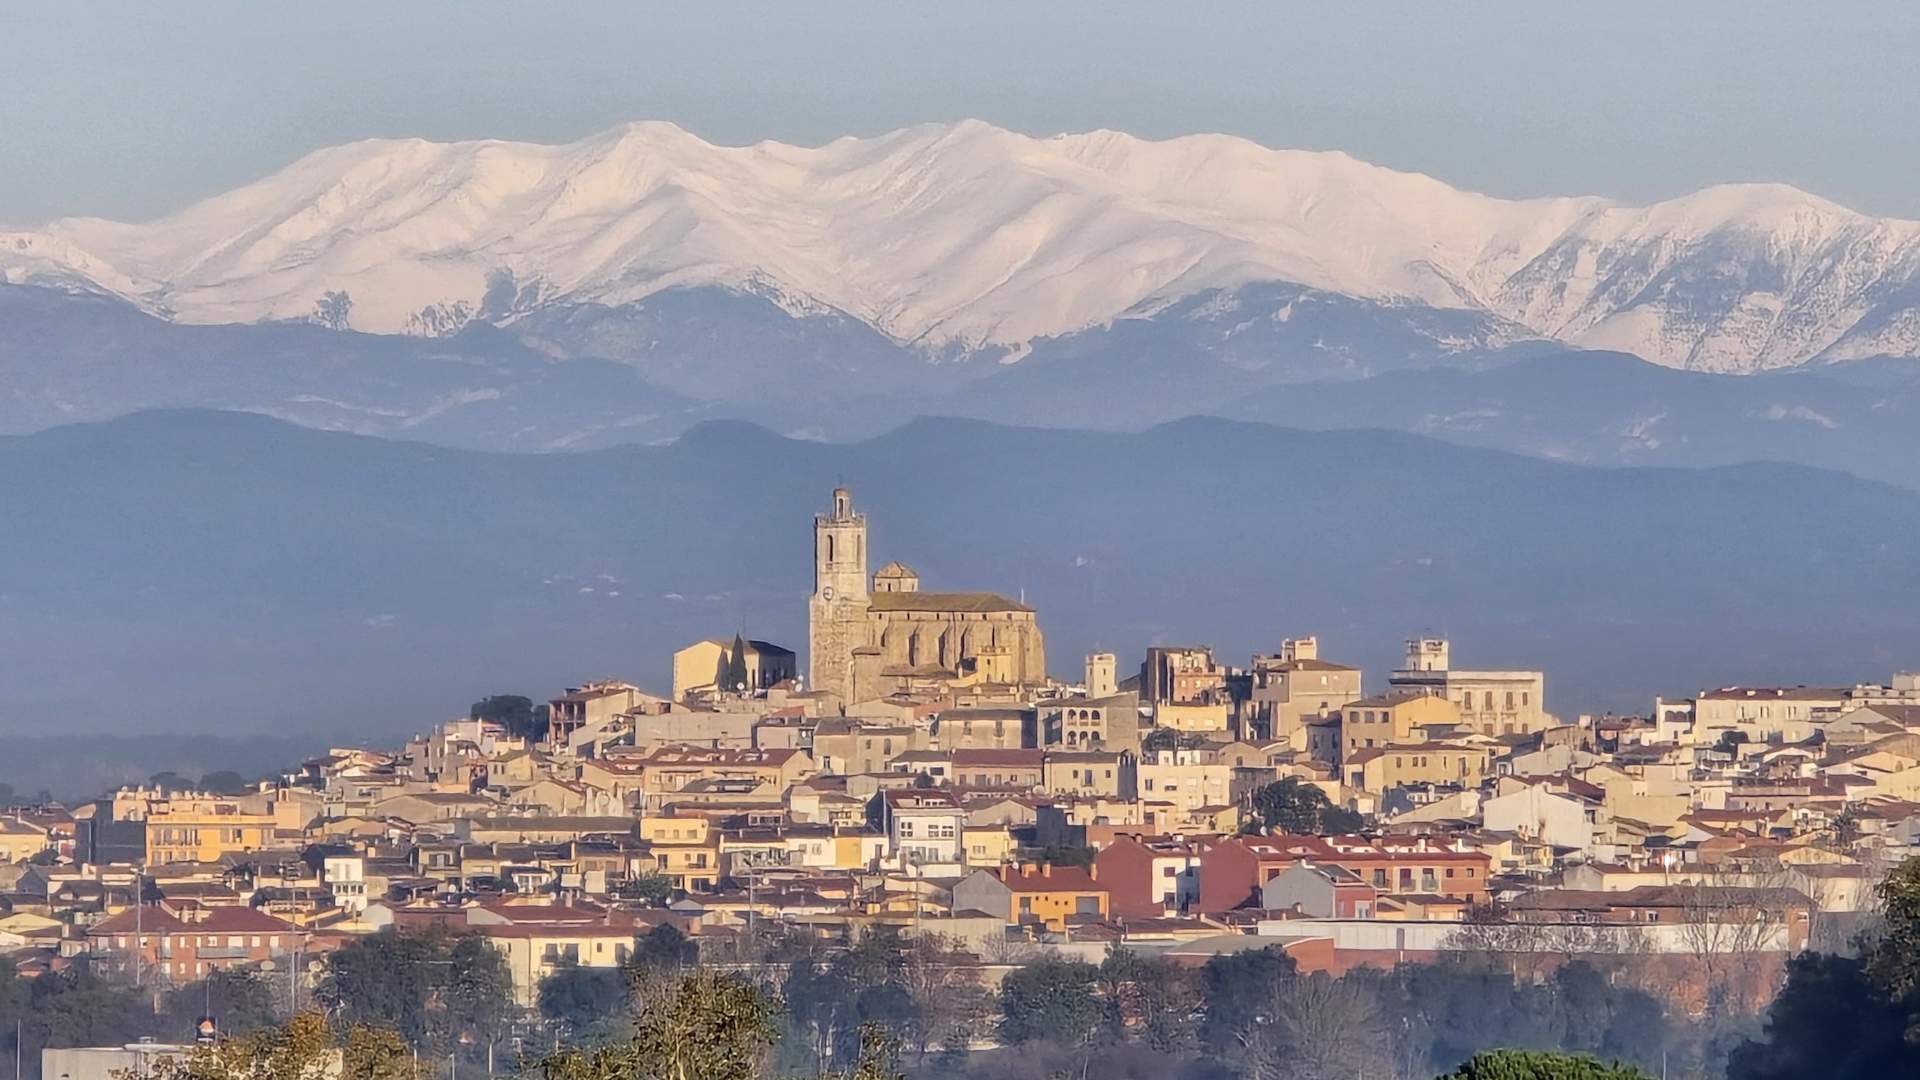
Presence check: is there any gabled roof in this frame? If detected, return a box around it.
[950,749,1045,768]
[89,902,296,936]
[1699,686,1848,701]
[1344,691,1441,710]
[868,591,1032,614]
[995,864,1105,893]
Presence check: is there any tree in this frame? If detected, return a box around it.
[1014,844,1096,869]
[1238,970,1392,1080]
[1671,863,1798,1011]
[538,964,631,1040]
[781,928,920,1073]
[149,770,194,791]
[824,1024,906,1080]
[1142,728,1210,755]
[1243,777,1363,835]
[162,969,280,1038]
[1199,945,1296,1052]
[317,928,515,1061]
[12,965,157,1058]
[1095,947,1196,1052]
[1864,855,1920,1017]
[995,957,1102,1046]
[470,694,543,742]
[628,924,699,975]
[1728,856,1920,1077]
[533,970,778,1080]
[342,1024,428,1080]
[198,770,253,794]
[1725,952,1914,1080]
[145,1012,426,1080]
[620,873,676,907]
[1435,1050,1656,1079]
[445,931,516,1053]
[897,934,990,1060]
[723,634,751,693]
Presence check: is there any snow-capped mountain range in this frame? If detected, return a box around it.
[8,120,1920,374]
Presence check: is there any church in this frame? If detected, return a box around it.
[807,487,1046,701]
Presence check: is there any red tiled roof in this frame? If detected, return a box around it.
[951,749,1045,768]
[89,903,297,937]
[997,865,1105,893]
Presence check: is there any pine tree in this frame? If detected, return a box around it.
[724,632,752,692]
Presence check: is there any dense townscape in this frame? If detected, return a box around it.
[4,487,1919,1080]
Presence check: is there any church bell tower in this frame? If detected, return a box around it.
[808,487,869,700]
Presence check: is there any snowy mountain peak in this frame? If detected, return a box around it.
[6,120,1920,372]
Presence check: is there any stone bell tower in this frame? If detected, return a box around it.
[808,487,869,701]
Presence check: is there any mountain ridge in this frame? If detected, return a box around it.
[4,407,1916,735]
[8,120,1920,373]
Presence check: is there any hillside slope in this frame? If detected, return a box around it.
[2,410,1914,734]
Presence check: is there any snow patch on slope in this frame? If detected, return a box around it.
[7,121,1920,372]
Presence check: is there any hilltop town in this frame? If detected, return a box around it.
[4,487,1918,1040]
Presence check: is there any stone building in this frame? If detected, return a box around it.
[671,638,797,700]
[1388,638,1551,737]
[807,488,1045,701]
[1243,637,1364,746]
[1140,646,1227,705]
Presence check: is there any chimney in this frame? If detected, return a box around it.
[1088,863,1098,882]
[1041,863,1052,878]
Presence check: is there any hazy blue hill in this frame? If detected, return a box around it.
[12,284,1920,492]
[3,409,1916,737]
[1214,350,1920,489]
[0,284,708,451]
[934,283,1541,429]
[512,286,974,404]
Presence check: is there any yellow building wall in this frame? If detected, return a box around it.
[1156,703,1231,732]
[0,829,48,862]
[1357,747,1491,792]
[963,826,1015,867]
[145,812,276,864]
[1343,695,1462,756]
[1013,890,1108,930]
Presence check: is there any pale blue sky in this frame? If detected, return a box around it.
[6,1,1920,224]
